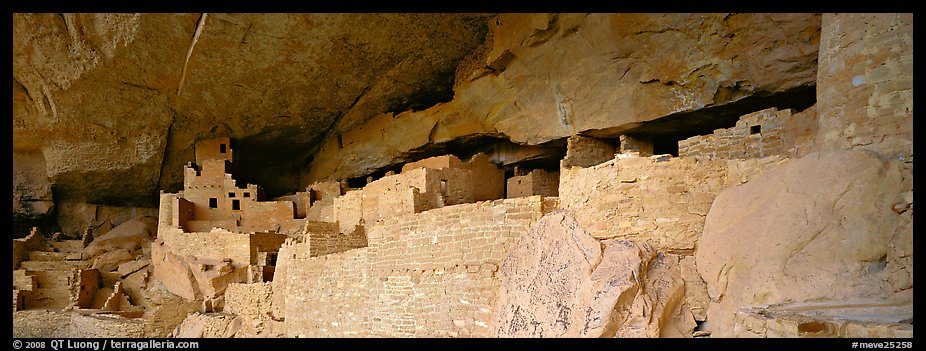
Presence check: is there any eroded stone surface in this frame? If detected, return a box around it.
[489,211,701,338]
[696,150,907,337]
[12,13,491,206]
[304,13,820,182]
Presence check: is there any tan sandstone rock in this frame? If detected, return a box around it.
[12,13,490,206]
[304,13,821,182]
[695,150,907,337]
[151,239,199,301]
[90,248,135,273]
[13,152,54,233]
[491,211,677,337]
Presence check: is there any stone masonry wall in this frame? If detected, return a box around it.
[13,230,48,270]
[678,107,793,160]
[305,221,367,257]
[562,135,616,168]
[815,13,914,307]
[281,196,549,337]
[159,227,251,266]
[506,169,559,198]
[559,154,787,251]
[816,13,912,160]
[779,106,819,158]
[283,249,373,337]
[333,190,364,234]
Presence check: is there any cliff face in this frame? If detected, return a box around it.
[304,13,822,182]
[13,13,819,216]
[12,13,914,339]
[13,13,491,211]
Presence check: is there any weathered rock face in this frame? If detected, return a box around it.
[13,152,55,235]
[695,150,909,337]
[57,201,159,238]
[304,13,821,182]
[491,211,697,338]
[13,13,820,214]
[83,216,157,258]
[12,13,491,210]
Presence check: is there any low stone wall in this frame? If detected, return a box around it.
[558,154,786,251]
[678,107,792,160]
[159,227,251,266]
[506,169,559,198]
[304,221,367,257]
[279,196,550,337]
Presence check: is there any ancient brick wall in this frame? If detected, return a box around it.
[173,197,194,231]
[304,221,367,257]
[559,154,787,251]
[13,269,36,312]
[373,186,426,227]
[271,192,309,219]
[306,202,335,222]
[281,196,549,337]
[816,13,912,160]
[619,134,654,156]
[159,227,251,266]
[306,181,341,222]
[400,153,505,202]
[333,190,364,234]
[184,159,237,192]
[194,137,233,164]
[506,174,532,198]
[562,135,616,168]
[779,106,819,158]
[401,155,463,172]
[13,231,48,270]
[283,249,373,337]
[69,269,100,309]
[459,153,505,202]
[334,167,479,234]
[678,107,794,160]
[224,282,274,323]
[506,169,559,198]
[237,201,301,234]
[249,233,288,265]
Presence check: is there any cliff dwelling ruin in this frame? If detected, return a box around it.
[12,13,913,340]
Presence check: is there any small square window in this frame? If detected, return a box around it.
[232,199,241,211]
[228,192,236,198]
[219,143,227,153]
[750,125,761,134]
[243,192,250,198]
[209,198,218,208]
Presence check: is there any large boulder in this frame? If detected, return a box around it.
[90,248,135,273]
[84,217,157,258]
[696,150,910,337]
[491,211,694,337]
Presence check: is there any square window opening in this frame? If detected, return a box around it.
[209,198,218,208]
[243,192,250,198]
[228,192,236,198]
[750,125,761,134]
